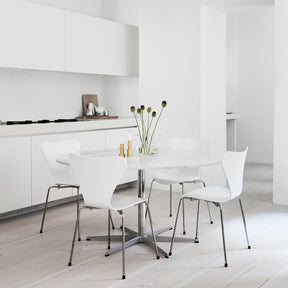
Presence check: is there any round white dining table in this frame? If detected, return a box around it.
[57,149,222,258]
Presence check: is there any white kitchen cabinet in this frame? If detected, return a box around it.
[106,128,138,183]
[0,0,64,71]
[31,131,105,205]
[65,11,139,76]
[0,137,31,214]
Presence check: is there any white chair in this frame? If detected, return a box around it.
[40,139,115,237]
[68,154,159,280]
[148,137,213,235]
[169,148,251,267]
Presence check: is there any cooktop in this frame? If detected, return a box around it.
[4,119,78,125]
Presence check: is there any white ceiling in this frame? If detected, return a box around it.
[201,0,274,12]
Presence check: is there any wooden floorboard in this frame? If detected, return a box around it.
[1,164,288,287]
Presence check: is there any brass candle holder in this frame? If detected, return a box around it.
[119,143,125,157]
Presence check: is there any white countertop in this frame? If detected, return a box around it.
[0,117,136,137]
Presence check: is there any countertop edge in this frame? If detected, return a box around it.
[0,118,137,137]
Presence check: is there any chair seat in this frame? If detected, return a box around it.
[152,171,200,185]
[111,194,146,211]
[55,178,79,186]
[182,186,232,203]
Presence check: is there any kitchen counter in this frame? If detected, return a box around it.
[0,117,136,137]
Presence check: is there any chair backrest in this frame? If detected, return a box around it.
[168,137,212,154]
[167,138,212,177]
[42,139,80,182]
[69,154,127,209]
[222,148,248,199]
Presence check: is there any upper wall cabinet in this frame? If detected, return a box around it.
[65,11,139,77]
[0,0,65,71]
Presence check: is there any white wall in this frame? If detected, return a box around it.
[0,0,139,122]
[201,6,226,155]
[0,69,104,120]
[227,9,274,163]
[274,0,288,205]
[200,5,226,186]
[139,0,201,140]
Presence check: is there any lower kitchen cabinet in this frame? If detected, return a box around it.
[31,130,105,205]
[0,137,31,213]
[0,126,137,216]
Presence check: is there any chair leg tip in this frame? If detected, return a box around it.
[108,245,111,250]
[105,253,109,257]
[122,275,126,280]
[248,245,251,249]
[78,238,81,241]
[210,221,213,224]
[169,214,172,217]
[194,238,199,243]
[157,255,160,260]
[165,255,169,258]
[183,231,186,235]
[40,230,43,234]
[169,252,172,256]
[224,263,228,267]
[68,262,72,266]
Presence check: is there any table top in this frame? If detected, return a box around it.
[57,149,222,170]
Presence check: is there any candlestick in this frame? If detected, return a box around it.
[119,143,125,157]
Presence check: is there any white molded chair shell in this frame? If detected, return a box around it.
[42,139,80,184]
[183,148,248,202]
[168,137,212,153]
[153,138,212,183]
[70,154,144,210]
[223,148,248,199]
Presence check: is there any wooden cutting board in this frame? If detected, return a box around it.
[82,94,98,116]
[77,116,119,120]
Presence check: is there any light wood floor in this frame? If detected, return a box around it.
[1,163,288,288]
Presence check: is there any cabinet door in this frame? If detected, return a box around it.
[65,11,138,76]
[0,0,64,71]
[31,131,105,205]
[106,128,138,184]
[0,137,31,213]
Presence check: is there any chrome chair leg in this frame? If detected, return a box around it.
[68,206,80,266]
[169,198,183,256]
[239,198,251,249]
[119,211,126,280]
[169,184,173,217]
[76,187,81,241]
[108,210,111,249]
[40,185,56,233]
[147,179,155,204]
[219,204,228,267]
[195,200,200,243]
[145,179,155,218]
[181,183,186,234]
[109,211,115,229]
[144,202,160,259]
[206,202,213,224]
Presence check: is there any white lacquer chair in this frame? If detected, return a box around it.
[169,148,251,267]
[68,154,159,280]
[148,137,213,234]
[40,139,115,238]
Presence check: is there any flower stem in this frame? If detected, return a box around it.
[148,107,164,151]
[133,112,142,143]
